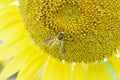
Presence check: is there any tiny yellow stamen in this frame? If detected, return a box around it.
[19,0,120,63]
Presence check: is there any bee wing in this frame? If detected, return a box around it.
[60,41,66,56]
[43,38,55,45]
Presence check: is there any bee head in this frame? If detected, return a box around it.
[57,32,65,40]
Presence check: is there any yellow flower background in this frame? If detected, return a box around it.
[0,0,120,80]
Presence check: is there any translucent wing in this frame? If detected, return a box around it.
[43,38,55,45]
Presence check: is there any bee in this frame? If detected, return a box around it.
[43,32,66,56]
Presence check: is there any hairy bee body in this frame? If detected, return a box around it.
[43,32,66,56]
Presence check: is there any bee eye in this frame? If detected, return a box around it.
[57,32,65,40]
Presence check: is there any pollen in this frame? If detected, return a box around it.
[19,0,120,63]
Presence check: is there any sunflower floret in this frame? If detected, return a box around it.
[19,0,120,63]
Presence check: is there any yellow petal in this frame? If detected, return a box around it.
[0,6,21,28]
[108,56,120,79]
[63,62,72,80]
[0,6,23,41]
[42,57,62,80]
[0,5,31,60]
[87,63,111,80]
[0,26,29,60]
[104,61,119,80]
[0,28,31,60]
[0,0,15,6]
[16,50,48,80]
[42,57,72,80]
[72,63,86,80]
[72,63,112,80]
[0,47,34,80]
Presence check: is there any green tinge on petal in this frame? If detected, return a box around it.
[104,62,119,80]
[108,56,120,79]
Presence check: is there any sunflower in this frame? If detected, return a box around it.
[0,0,120,80]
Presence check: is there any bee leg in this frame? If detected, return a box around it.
[50,32,53,38]
[60,41,66,56]
[42,32,54,45]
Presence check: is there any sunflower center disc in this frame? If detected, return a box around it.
[19,0,120,63]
